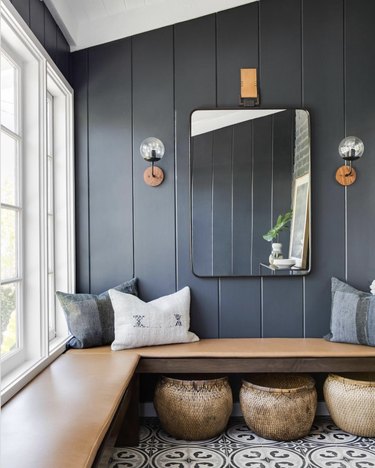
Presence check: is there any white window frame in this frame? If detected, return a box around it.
[46,63,75,351]
[1,0,75,406]
[1,46,24,374]
[46,90,56,341]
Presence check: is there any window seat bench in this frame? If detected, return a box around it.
[1,352,140,468]
[2,338,375,468]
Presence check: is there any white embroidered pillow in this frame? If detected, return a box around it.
[109,286,199,350]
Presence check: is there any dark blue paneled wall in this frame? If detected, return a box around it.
[71,0,375,339]
[10,0,70,82]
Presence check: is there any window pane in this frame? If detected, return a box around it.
[1,208,18,280]
[1,131,18,205]
[1,53,17,133]
[1,282,19,356]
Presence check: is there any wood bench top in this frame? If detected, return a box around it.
[68,338,375,358]
[1,352,139,468]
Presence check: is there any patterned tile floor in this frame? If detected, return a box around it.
[110,417,375,468]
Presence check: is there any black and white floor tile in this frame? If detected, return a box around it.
[110,417,375,468]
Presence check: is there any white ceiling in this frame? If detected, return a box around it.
[44,0,258,52]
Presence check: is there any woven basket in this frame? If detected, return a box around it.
[324,373,375,437]
[154,376,233,440]
[240,374,317,441]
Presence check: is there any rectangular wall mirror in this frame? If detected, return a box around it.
[190,108,311,277]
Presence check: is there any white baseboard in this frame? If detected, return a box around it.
[140,401,329,418]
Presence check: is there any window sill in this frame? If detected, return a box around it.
[1,336,69,406]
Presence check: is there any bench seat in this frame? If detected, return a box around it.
[3,338,375,468]
[131,338,375,373]
[68,338,375,373]
[68,337,375,358]
[1,352,139,468]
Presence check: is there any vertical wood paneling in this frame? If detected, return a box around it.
[260,0,302,108]
[56,29,70,80]
[70,1,375,343]
[260,0,303,337]
[191,116,293,278]
[345,0,375,289]
[232,122,252,275]
[303,0,345,337]
[30,0,44,45]
[44,8,57,64]
[262,278,303,337]
[88,40,133,293]
[216,3,259,107]
[217,2,261,338]
[12,0,71,82]
[212,127,233,275]
[72,51,90,293]
[220,279,261,337]
[132,28,176,301]
[252,118,273,272]
[272,111,293,251]
[11,0,30,25]
[191,133,214,276]
[174,16,219,338]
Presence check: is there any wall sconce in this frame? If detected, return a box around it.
[335,136,364,186]
[140,137,165,187]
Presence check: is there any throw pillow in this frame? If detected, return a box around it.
[110,286,199,350]
[325,277,375,346]
[56,278,138,348]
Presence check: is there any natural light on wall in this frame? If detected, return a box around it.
[0,0,75,405]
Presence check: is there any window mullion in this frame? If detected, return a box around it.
[1,125,21,141]
[1,277,22,285]
[1,203,22,211]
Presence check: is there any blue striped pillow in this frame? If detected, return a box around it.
[57,278,138,348]
[325,277,375,346]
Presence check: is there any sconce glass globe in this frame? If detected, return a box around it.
[140,137,165,162]
[338,136,364,161]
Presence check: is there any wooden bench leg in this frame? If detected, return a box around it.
[93,375,140,467]
[116,374,140,447]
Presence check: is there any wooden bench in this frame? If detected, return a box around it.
[3,338,375,468]
[133,337,375,373]
[1,352,140,468]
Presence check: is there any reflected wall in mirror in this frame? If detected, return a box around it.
[190,108,311,277]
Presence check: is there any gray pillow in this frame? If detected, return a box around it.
[325,277,375,346]
[56,278,138,348]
